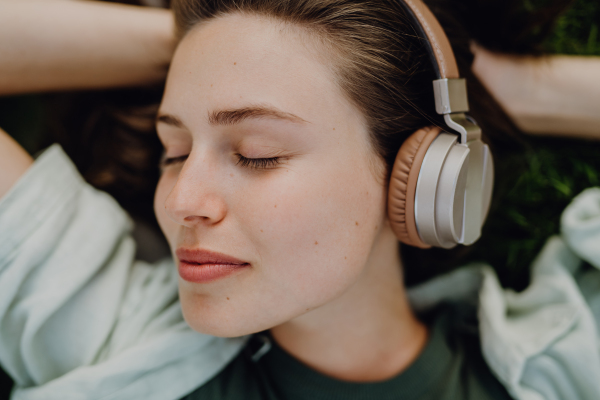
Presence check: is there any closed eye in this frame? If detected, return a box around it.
[236,154,281,170]
[160,154,188,168]
[159,154,282,170]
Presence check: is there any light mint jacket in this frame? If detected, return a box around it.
[0,145,599,400]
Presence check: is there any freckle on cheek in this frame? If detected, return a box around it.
[260,229,263,232]
[274,205,277,208]
[230,173,233,177]
[314,241,318,245]
[227,297,230,300]
[355,221,359,226]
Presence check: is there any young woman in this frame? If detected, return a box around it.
[1,0,599,399]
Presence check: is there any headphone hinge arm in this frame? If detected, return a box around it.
[433,78,481,143]
[443,113,481,144]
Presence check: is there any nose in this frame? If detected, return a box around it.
[163,155,227,228]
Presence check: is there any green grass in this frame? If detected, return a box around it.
[543,0,600,55]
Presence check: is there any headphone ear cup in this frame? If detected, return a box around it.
[387,126,441,248]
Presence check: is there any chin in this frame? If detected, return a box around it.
[179,295,271,338]
[184,314,274,338]
[188,321,249,338]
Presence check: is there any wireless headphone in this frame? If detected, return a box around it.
[387,0,494,249]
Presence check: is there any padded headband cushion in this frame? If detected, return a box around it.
[388,126,441,249]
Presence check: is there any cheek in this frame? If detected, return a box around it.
[154,172,177,247]
[237,155,387,312]
[155,148,388,337]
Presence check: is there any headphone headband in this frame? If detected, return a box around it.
[397,0,458,80]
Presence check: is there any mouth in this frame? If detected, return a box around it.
[176,248,250,283]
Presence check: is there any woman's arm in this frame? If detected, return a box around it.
[0,0,175,95]
[472,45,600,140]
[0,128,32,199]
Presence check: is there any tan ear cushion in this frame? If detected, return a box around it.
[388,126,442,248]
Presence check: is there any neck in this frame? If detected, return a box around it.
[269,225,428,382]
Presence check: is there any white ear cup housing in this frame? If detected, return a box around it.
[413,133,493,249]
[481,144,494,222]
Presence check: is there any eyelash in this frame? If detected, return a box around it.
[236,154,281,169]
[160,155,188,168]
[160,154,281,170]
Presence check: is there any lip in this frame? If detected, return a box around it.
[176,248,250,283]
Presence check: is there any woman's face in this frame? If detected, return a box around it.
[155,13,389,337]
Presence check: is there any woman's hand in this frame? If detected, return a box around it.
[0,127,32,199]
[0,0,176,95]
[472,43,600,140]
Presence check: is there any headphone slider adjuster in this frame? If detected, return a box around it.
[433,78,469,115]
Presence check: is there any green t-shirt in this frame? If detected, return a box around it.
[181,304,512,400]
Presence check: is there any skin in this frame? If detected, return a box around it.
[0,0,174,95]
[155,13,427,382]
[472,43,600,139]
[0,128,33,199]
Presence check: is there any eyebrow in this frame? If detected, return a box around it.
[156,114,186,129]
[156,105,308,129]
[208,105,308,126]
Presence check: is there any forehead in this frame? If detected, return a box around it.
[161,13,363,132]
